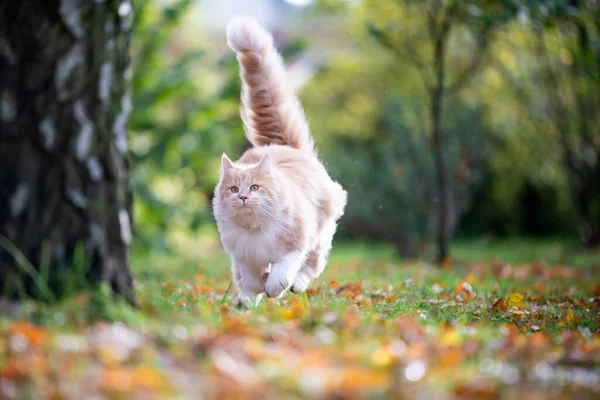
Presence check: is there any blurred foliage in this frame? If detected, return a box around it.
[129,0,599,257]
[306,0,598,250]
[130,0,244,256]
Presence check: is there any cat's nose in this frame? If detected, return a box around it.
[239,195,248,202]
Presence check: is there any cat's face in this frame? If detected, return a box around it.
[215,154,279,223]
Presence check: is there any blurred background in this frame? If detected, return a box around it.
[129,0,599,263]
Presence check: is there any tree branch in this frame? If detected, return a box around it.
[367,23,433,90]
[446,32,490,93]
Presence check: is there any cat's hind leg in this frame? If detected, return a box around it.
[291,218,336,293]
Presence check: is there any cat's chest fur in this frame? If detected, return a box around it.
[220,221,286,269]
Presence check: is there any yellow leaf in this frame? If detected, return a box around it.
[507,293,525,309]
[281,298,305,320]
[371,346,393,367]
[440,328,461,346]
[340,367,388,390]
[132,366,167,391]
[563,309,579,327]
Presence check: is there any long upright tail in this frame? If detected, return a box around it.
[226,17,314,153]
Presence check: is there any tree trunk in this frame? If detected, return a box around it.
[431,35,450,264]
[0,0,134,302]
[568,4,600,247]
[566,158,600,247]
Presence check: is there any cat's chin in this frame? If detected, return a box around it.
[231,212,265,230]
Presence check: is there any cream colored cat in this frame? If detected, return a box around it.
[213,17,346,303]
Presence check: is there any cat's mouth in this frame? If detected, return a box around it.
[234,203,253,212]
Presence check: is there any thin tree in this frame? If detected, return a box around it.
[368,0,502,263]
[0,0,134,301]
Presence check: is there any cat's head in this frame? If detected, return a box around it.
[214,153,279,226]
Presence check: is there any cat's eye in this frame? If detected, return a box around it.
[231,187,239,193]
[250,185,259,191]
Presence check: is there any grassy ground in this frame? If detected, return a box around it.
[0,238,598,399]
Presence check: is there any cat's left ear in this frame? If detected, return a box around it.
[255,154,271,174]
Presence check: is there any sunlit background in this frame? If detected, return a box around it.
[130,0,599,261]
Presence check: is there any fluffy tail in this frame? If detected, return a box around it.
[226,17,314,153]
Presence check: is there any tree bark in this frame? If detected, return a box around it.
[0,0,134,302]
[431,34,450,264]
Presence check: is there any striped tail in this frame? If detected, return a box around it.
[226,17,314,153]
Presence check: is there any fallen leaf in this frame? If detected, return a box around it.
[371,345,394,367]
[563,309,579,328]
[440,328,461,346]
[491,298,507,313]
[9,322,48,347]
[455,380,499,399]
[507,293,525,309]
[455,282,475,299]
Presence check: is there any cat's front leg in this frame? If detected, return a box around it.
[236,262,268,305]
[232,262,253,304]
[265,251,305,298]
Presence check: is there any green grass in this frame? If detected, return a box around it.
[452,236,598,266]
[0,238,598,399]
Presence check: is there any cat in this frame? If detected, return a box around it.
[213,16,347,303]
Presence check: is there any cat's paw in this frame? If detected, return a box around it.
[290,271,311,293]
[265,270,290,299]
[236,293,264,308]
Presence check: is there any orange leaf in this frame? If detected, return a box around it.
[455,380,499,399]
[340,367,388,390]
[440,348,465,368]
[10,322,47,347]
[101,367,132,393]
[1,356,28,379]
[132,366,167,391]
[454,282,475,299]
[491,298,507,313]
[465,273,477,284]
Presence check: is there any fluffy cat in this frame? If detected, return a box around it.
[213,17,347,303]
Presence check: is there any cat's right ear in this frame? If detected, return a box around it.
[221,153,234,175]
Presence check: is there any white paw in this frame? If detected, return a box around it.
[236,293,264,308]
[265,269,291,298]
[291,271,311,293]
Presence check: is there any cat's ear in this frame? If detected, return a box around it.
[254,154,271,174]
[221,153,234,175]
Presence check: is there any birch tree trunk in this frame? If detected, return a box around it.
[0,0,134,302]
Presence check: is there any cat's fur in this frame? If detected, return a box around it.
[213,17,347,302]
